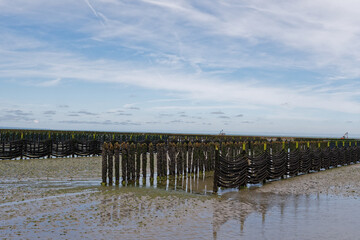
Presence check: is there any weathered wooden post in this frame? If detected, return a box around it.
[200,142,206,175]
[263,142,267,184]
[101,142,108,186]
[71,134,75,158]
[142,143,147,178]
[107,142,113,186]
[193,143,199,175]
[149,143,154,179]
[169,142,176,176]
[136,143,141,180]
[114,142,120,185]
[213,145,219,194]
[176,142,184,176]
[121,142,128,185]
[129,143,135,182]
[188,142,193,174]
[156,143,163,178]
[158,143,167,178]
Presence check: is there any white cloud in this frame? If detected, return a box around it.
[0,46,359,116]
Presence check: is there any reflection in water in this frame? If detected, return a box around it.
[115,168,214,195]
[214,192,360,240]
[115,152,214,193]
[96,188,360,239]
[157,173,213,195]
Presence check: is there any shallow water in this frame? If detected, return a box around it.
[2,157,360,239]
[2,175,360,240]
[217,192,360,240]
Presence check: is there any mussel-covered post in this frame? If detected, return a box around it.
[121,142,128,184]
[168,142,176,176]
[149,143,154,179]
[101,142,108,186]
[176,142,184,176]
[188,142,193,174]
[142,143,147,178]
[157,143,167,178]
[213,146,219,193]
[129,143,136,182]
[156,143,163,178]
[107,142,114,186]
[136,143,141,180]
[114,142,120,185]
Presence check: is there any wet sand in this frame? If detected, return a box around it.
[1,157,360,239]
[255,163,360,197]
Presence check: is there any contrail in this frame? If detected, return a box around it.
[84,0,99,18]
[84,0,108,25]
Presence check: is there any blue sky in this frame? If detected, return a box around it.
[0,0,359,137]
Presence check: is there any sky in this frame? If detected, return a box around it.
[0,0,359,138]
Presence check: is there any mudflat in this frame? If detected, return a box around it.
[1,157,360,239]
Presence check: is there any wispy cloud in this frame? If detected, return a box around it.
[0,109,34,122]
[43,110,56,115]
[5,109,33,116]
[37,78,61,87]
[123,104,140,110]
[57,105,69,108]
[70,110,98,116]
[211,111,225,115]
[2,44,358,115]
[159,113,173,117]
[83,0,108,25]
[59,120,140,125]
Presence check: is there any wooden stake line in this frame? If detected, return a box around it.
[100,141,360,189]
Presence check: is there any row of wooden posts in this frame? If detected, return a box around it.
[101,141,360,189]
[101,142,217,186]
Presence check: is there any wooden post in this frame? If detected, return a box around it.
[188,142,193,174]
[169,142,176,176]
[162,144,167,177]
[136,143,141,180]
[101,142,108,186]
[47,138,52,159]
[142,143,147,178]
[213,146,219,194]
[107,142,113,186]
[156,143,163,178]
[114,142,120,185]
[129,143,135,182]
[121,142,128,184]
[20,139,24,160]
[149,143,154,179]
